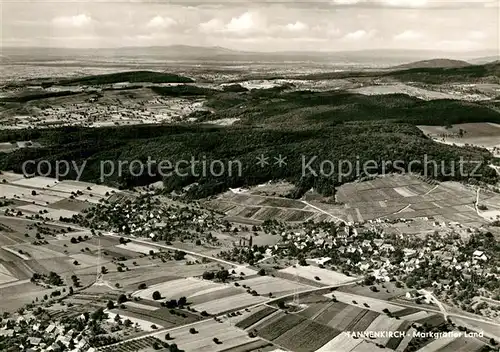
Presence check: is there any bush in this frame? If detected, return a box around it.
[152,291,161,300]
[117,294,127,304]
[202,271,215,280]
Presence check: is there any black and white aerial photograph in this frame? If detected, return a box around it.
[0,0,499,351]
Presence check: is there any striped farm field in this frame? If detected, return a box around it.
[235,306,277,330]
[188,286,242,305]
[297,301,333,319]
[347,310,380,332]
[301,299,414,349]
[386,321,412,350]
[273,319,341,352]
[254,312,306,341]
[312,302,349,326]
[326,305,370,331]
[101,336,164,352]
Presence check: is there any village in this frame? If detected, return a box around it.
[0,171,499,351]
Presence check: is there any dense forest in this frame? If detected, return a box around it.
[0,73,499,199]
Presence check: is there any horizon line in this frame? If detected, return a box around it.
[1,45,499,55]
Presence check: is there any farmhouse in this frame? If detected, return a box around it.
[45,324,55,334]
[403,248,417,258]
[380,244,395,252]
[406,290,424,300]
[27,337,41,346]
[473,250,488,261]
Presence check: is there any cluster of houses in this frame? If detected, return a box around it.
[270,218,499,310]
[87,194,224,243]
[6,93,204,130]
[0,314,96,352]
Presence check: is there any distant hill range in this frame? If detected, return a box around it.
[469,56,500,65]
[393,59,472,70]
[2,45,498,67]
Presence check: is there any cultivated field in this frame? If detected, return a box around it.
[250,311,341,352]
[106,310,163,331]
[206,173,493,227]
[0,175,118,208]
[316,332,388,352]
[418,123,500,151]
[153,319,262,352]
[332,174,487,226]
[191,292,268,315]
[206,191,317,223]
[279,266,354,286]
[350,83,463,101]
[237,276,313,296]
[324,291,407,314]
[116,243,159,255]
[132,277,227,301]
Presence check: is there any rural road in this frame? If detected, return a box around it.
[392,294,500,339]
[420,289,448,319]
[301,200,345,223]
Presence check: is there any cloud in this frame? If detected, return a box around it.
[226,12,259,32]
[199,18,224,33]
[394,30,423,40]
[285,21,308,32]
[147,16,177,29]
[342,29,376,40]
[52,14,92,28]
[199,11,265,35]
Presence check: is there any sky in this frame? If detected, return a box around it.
[1,0,499,52]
